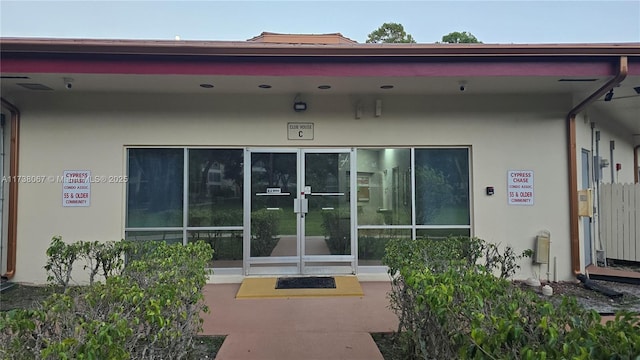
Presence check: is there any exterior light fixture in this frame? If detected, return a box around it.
[604,89,614,102]
[293,93,307,112]
[293,102,307,112]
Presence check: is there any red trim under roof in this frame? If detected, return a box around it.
[0,58,616,77]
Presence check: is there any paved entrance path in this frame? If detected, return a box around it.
[201,281,398,360]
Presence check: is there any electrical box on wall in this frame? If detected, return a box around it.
[534,233,550,264]
[577,189,593,217]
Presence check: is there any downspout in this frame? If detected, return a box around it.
[0,98,20,280]
[635,145,639,183]
[566,56,627,275]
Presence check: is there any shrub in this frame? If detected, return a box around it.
[321,209,350,255]
[382,236,640,359]
[250,209,281,256]
[1,239,213,360]
[44,237,129,288]
[189,208,242,228]
[43,236,80,289]
[78,240,128,285]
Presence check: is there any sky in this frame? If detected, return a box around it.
[1,1,639,44]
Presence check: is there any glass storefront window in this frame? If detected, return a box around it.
[250,152,297,257]
[124,146,473,271]
[188,149,244,227]
[416,228,471,239]
[125,230,183,245]
[415,148,470,226]
[358,228,411,265]
[188,230,243,268]
[356,149,411,225]
[306,152,351,256]
[127,148,183,227]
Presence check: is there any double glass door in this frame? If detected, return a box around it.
[245,149,354,275]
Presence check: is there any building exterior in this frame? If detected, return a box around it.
[1,33,639,284]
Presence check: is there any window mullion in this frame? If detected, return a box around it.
[411,148,416,240]
[183,148,188,245]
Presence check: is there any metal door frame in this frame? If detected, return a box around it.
[300,148,356,275]
[244,148,356,275]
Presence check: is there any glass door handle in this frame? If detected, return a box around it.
[309,192,344,196]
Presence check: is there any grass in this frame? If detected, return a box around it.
[275,206,327,235]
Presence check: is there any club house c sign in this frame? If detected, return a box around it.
[288,122,314,140]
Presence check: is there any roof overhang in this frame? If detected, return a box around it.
[1,37,639,57]
[1,38,639,135]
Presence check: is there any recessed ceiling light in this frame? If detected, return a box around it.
[199,84,214,88]
[258,84,272,89]
[380,85,394,89]
[318,85,331,90]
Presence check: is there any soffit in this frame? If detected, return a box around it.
[1,38,638,135]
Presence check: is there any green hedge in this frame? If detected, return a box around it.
[250,209,281,256]
[383,236,640,359]
[0,237,213,360]
[321,209,350,255]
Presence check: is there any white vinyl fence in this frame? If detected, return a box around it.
[600,183,640,262]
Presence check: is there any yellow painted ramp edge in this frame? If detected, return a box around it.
[236,276,364,299]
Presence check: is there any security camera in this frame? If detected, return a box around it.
[63,78,74,90]
[459,85,466,92]
[458,81,467,92]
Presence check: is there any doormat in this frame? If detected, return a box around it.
[236,276,364,299]
[276,276,336,289]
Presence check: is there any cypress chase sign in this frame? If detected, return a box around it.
[507,170,534,205]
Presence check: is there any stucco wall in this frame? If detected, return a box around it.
[10,91,576,283]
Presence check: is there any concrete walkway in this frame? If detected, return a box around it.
[201,281,398,360]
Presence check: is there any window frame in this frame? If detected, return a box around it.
[125,146,473,268]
